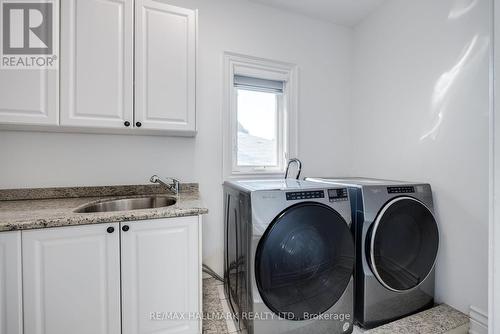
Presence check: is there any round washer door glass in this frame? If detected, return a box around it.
[369,197,439,292]
[255,202,354,321]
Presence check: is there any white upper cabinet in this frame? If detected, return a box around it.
[60,0,134,128]
[0,68,58,126]
[0,232,23,334]
[0,0,59,126]
[22,224,121,334]
[0,0,197,135]
[121,217,201,334]
[135,1,197,133]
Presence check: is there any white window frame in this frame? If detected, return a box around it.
[223,52,298,179]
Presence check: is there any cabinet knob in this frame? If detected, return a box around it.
[122,225,130,232]
[107,226,115,233]
[124,121,130,127]
[135,122,142,128]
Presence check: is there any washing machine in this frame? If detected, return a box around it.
[306,177,439,329]
[223,179,355,334]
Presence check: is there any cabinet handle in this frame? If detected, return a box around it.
[135,122,142,128]
[107,226,115,233]
[124,121,130,127]
[122,225,130,232]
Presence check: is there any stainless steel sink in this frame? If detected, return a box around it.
[75,196,176,213]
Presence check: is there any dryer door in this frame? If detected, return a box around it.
[255,202,354,321]
[368,196,439,292]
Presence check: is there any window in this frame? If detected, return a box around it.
[224,53,298,177]
[235,76,283,168]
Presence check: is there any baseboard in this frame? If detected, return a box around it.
[469,306,488,334]
[448,324,469,334]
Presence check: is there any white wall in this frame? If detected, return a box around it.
[351,0,490,314]
[490,1,499,332]
[0,0,353,275]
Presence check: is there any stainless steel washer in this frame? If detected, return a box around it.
[306,177,439,329]
[223,179,355,334]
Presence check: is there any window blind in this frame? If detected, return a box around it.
[234,75,284,93]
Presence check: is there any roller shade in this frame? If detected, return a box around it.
[234,74,284,93]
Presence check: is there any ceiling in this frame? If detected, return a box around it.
[248,0,387,27]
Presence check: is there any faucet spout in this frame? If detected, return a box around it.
[150,175,180,195]
[284,158,302,180]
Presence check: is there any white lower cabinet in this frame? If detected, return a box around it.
[20,216,201,334]
[22,223,122,334]
[121,216,201,334]
[0,231,23,334]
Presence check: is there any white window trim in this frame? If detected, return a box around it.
[223,52,298,179]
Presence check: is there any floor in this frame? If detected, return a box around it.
[202,277,470,334]
[203,276,233,334]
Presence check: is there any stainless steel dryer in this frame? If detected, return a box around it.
[223,179,355,334]
[306,178,439,329]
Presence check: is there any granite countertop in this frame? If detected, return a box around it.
[0,184,208,232]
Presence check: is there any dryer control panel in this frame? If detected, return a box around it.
[328,188,348,202]
[387,186,415,194]
[286,190,324,201]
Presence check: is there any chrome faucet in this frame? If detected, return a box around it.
[150,175,180,195]
[284,158,302,180]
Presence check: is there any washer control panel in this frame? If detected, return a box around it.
[387,186,415,194]
[286,190,324,201]
[328,188,348,202]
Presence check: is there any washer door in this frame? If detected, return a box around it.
[368,196,439,292]
[255,202,354,321]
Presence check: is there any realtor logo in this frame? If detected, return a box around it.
[3,2,52,54]
[1,0,58,69]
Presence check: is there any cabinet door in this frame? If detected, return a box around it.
[135,1,196,132]
[121,216,201,334]
[0,73,58,126]
[0,232,23,334]
[22,224,121,334]
[0,0,59,126]
[61,0,133,128]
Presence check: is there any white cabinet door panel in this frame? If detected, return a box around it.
[0,0,58,126]
[61,0,133,128]
[0,232,23,334]
[22,224,121,334]
[121,216,201,334]
[135,1,196,132]
[0,69,58,125]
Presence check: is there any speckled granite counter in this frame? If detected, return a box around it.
[0,184,208,232]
